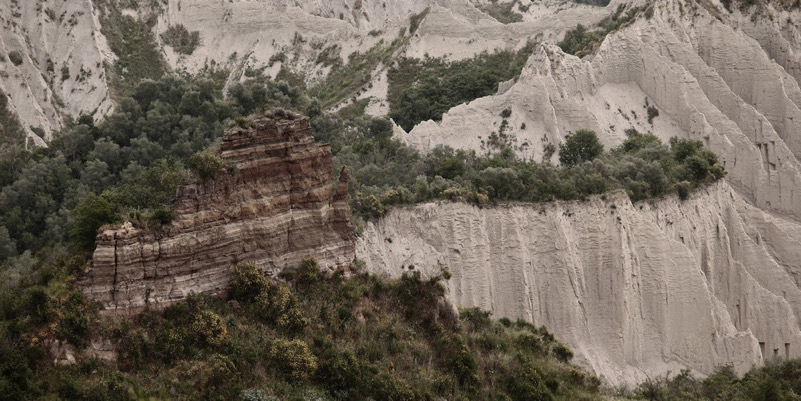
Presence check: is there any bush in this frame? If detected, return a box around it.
[647,105,659,124]
[69,194,118,252]
[552,343,574,362]
[188,149,225,181]
[559,129,604,166]
[228,263,270,303]
[269,339,318,381]
[54,291,96,348]
[161,24,201,55]
[190,310,228,347]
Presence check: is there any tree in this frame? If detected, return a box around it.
[69,194,117,252]
[559,129,603,166]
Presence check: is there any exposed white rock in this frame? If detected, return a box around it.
[0,0,114,143]
[356,181,801,386]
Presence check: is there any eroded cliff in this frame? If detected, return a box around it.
[78,112,354,313]
[357,182,801,386]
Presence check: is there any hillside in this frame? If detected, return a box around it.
[4,0,801,398]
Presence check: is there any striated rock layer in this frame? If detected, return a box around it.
[357,182,801,387]
[78,113,355,313]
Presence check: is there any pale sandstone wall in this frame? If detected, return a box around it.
[357,182,801,386]
[0,0,114,143]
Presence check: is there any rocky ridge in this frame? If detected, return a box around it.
[78,112,355,313]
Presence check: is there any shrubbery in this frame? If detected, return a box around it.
[7,50,23,66]
[161,24,201,55]
[559,129,604,166]
[346,128,725,219]
[76,259,598,399]
[0,75,234,257]
[387,43,534,131]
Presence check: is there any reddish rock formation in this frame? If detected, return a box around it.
[78,112,354,313]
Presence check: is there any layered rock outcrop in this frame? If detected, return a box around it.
[78,112,354,313]
[357,182,801,386]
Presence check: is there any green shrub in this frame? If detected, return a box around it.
[228,263,270,303]
[647,105,659,124]
[161,24,201,55]
[188,149,225,181]
[552,343,574,363]
[69,194,118,252]
[190,310,228,347]
[559,129,604,166]
[54,291,96,348]
[269,339,318,381]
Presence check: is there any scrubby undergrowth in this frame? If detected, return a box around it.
[0,259,605,400]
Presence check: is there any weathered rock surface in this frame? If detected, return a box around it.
[357,181,801,386]
[0,0,114,144]
[399,0,801,220]
[357,0,801,387]
[78,113,355,313]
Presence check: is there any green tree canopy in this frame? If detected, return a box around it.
[558,129,604,166]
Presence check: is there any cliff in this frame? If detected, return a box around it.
[357,181,801,386]
[78,112,355,313]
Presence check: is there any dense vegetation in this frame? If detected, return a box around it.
[0,259,605,400]
[344,124,725,220]
[161,25,201,56]
[387,44,534,131]
[0,75,235,258]
[635,362,801,401]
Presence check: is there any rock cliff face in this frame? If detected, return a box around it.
[78,113,355,313]
[0,0,114,144]
[357,182,801,386]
